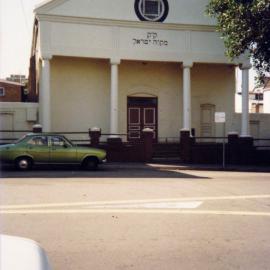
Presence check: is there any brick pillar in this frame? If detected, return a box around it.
[238,136,254,165]
[33,124,42,133]
[89,127,101,147]
[106,135,123,162]
[180,130,194,163]
[228,132,239,164]
[142,128,154,162]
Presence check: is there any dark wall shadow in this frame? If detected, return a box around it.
[0,164,210,179]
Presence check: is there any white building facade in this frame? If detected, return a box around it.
[32,0,252,141]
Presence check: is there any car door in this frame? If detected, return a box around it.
[26,135,50,163]
[49,136,77,164]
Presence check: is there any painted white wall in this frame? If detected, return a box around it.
[50,57,235,139]
[232,113,270,139]
[35,0,230,65]
[50,57,110,132]
[0,102,39,137]
[191,64,235,137]
[36,0,215,26]
[119,60,182,139]
[264,90,270,113]
[37,20,228,64]
[35,0,251,139]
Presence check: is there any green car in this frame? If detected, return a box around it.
[0,133,106,170]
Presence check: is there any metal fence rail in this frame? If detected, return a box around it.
[254,138,270,149]
[193,136,228,144]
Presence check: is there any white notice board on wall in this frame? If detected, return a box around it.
[215,112,226,123]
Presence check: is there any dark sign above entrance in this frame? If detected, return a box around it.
[134,0,169,23]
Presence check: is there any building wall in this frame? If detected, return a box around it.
[50,57,110,132]
[119,60,181,139]
[0,82,22,102]
[40,0,215,26]
[191,64,235,137]
[232,113,270,138]
[264,90,270,113]
[0,102,38,132]
[50,56,235,138]
[36,0,233,67]
[38,19,229,65]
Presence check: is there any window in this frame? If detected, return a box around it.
[141,0,162,20]
[27,136,48,146]
[255,93,264,101]
[144,0,161,17]
[135,0,169,22]
[0,87,5,97]
[51,136,66,146]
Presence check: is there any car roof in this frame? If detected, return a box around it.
[0,234,51,270]
[26,133,65,136]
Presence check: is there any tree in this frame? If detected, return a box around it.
[206,0,270,81]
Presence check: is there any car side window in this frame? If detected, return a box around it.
[51,136,66,147]
[27,136,48,146]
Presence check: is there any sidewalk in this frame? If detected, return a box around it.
[103,162,270,172]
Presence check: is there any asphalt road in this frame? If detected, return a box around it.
[0,165,270,270]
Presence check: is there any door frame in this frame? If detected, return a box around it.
[127,96,158,142]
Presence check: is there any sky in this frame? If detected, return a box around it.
[0,0,44,79]
[0,0,256,89]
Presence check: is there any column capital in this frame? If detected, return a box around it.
[183,61,194,68]
[41,54,52,61]
[239,61,252,70]
[110,58,121,65]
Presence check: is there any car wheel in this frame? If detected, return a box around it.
[15,157,33,171]
[83,157,98,171]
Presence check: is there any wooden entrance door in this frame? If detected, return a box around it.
[127,97,158,142]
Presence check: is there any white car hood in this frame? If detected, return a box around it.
[0,235,51,270]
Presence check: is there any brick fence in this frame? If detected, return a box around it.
[180,130,270,165]
[89,128,154,162]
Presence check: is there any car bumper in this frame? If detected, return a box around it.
[101,158,107,164]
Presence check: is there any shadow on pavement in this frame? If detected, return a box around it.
[0,164,210,179]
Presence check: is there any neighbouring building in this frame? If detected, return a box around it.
[0,79,38,134]
[29,0,253,141]
[235,88,264,114]
[263,77,270,113]
[249,88,264,114]
[6,74,28,85]
[0,79,26,102]
[236,77,270,114]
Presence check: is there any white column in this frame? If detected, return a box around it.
[40,56,52,132]
[110,58,121,136]
[240,62,252,137]
[182,61,193,131]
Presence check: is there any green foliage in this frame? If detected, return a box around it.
[206,0,270,80]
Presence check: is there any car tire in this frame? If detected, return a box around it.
[83,157,98,171]
[15,157,33,171]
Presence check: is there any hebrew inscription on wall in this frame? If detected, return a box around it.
[132,32,168,47]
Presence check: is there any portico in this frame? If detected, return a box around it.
[32,0,251,141]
